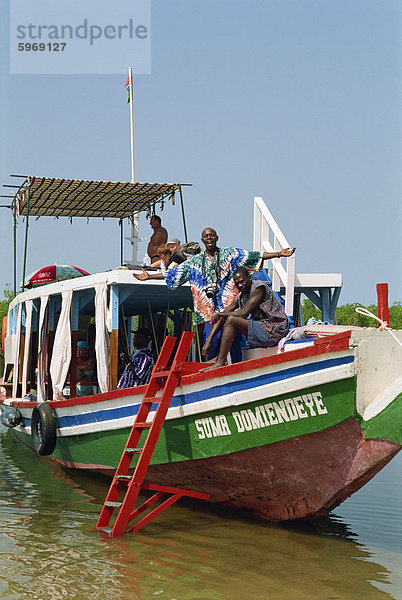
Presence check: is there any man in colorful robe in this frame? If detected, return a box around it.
[133,227,295,362]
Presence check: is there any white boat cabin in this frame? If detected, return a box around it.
[1,175,343,401]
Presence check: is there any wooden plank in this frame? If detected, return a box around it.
[30,331,37,392]
[47,330,55,400]
[70,330,78,399]
[19,333,25,385]
[22,331,31,394]
[110,329,119,390]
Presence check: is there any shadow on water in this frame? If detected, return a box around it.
[0,426,399,600]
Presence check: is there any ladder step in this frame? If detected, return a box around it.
[142,397,161,404]
[104,501,122,508]
[97,526,112,534]
[152,370,173,379]
[125,448,142,453]
[115,474,132,481]
[134,422,152,428]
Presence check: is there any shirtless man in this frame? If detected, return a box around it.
[147,215,168,263]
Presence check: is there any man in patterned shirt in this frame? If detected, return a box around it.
[202,266,290,369]
[133,227,295,361]
[117,328,155,388]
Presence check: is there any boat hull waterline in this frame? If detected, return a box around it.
[5,330,402,521]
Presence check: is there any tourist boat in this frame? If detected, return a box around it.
[1,176,401,522]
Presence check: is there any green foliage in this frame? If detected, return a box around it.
[0,284,14,362]
[301,299,321,324]
[0,284,13,325]
[336,303,377,327]
[302,298,402,329]
[389,301,402,329]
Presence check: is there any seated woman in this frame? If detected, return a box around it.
[76,341,95,397]
[118,328,155,389]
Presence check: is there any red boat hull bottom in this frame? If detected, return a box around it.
[146,419,400,521]
[55,419,400,521]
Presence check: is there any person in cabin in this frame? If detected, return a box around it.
[76,341,95,397]
[202,267,290,369]
[133,227,295,362]
[147,215,168,263]
[118,328,155,389]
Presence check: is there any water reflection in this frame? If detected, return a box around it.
[0,427,398,600]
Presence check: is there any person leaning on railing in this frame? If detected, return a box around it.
[150,242,187,270]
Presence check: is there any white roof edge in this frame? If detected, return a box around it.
[295,273,343,287]
[9,270,343,310]
[9,269,187,309]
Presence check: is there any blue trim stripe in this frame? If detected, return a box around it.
[49,354,354,431]
[175,356,354,404]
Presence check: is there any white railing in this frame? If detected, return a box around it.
[253,196,295,316]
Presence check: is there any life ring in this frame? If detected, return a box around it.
[1,316,7,353]
[31,403,57,456]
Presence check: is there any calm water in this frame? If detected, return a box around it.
[0,423,400,600]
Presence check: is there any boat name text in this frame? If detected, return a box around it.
[195,392,327,439]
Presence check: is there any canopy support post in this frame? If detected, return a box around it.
[179,186,188,243]
[120,219,124,265]
[13,197,17,297]
[22,183,31,292]
[110,286,120,390]
[70,293,80,399]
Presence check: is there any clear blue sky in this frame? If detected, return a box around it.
[1,0,401,306]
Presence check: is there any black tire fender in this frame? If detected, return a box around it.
[31,402,57,456]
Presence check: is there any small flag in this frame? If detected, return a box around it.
[125,75,130,103]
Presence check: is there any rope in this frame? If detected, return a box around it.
[120,304,129,354]
[355,307,402,347]
[147,299,159,354]
[193,321,202,362]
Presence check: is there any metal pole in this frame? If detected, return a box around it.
[128,67,139,264]
[8,177,29,297]
[147,298,159,354]
[131,212,139,264]
[120,219,124,265]
[129,67,135,183]
[22,184,30,290]
[13,198,17,297]
[179,186,188,243]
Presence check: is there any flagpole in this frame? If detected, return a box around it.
[128,66,139,264]
[129,67,135,182]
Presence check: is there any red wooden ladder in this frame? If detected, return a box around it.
[96,331,209,537]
